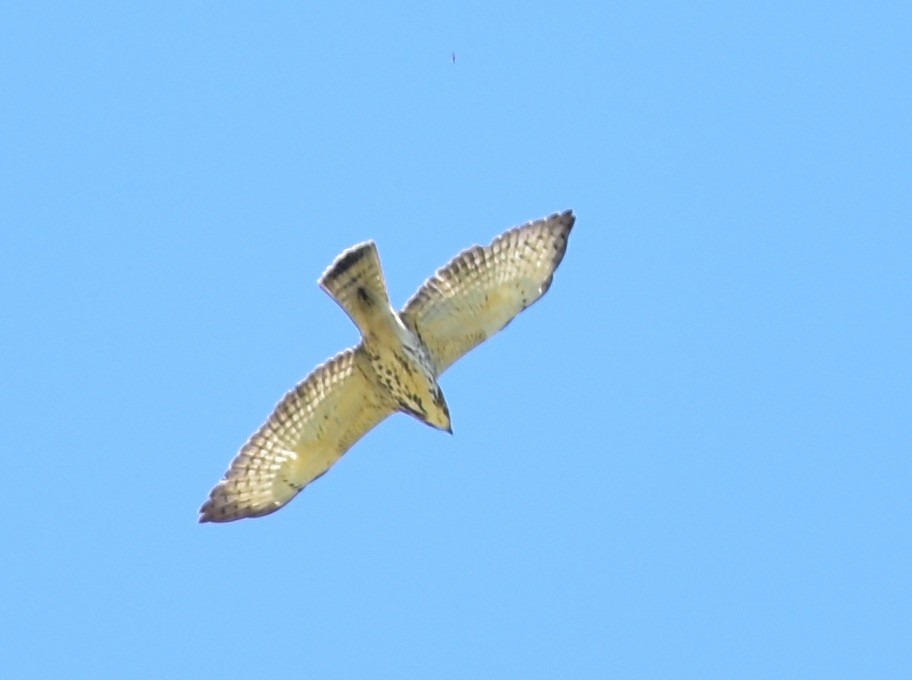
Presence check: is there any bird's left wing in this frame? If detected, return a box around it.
[400,210,574,375]
[199,346,393,522]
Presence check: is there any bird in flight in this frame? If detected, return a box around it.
[199,210,575,522]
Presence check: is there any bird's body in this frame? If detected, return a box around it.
[199,210,575,522]
[319,240,452,432]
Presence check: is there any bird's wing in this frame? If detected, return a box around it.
[400,210,574,375]
[199,346,393,522]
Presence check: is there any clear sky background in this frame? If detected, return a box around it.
[2,2,909,677]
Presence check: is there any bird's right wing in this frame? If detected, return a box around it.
[199,346,394,522]
[400,210,574,375]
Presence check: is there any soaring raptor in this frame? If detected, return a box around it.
[199,210,575,522]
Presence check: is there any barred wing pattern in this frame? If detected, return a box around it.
[199,347,394,522]
[400,210,575,375]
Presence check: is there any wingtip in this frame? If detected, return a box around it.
[532,209,575,235]
[557,209,575,231]
[197,501,214,524]
[197,493,234,524]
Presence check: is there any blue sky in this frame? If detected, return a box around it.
[2,2,909,677]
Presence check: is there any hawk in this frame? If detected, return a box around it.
[199,210,575,522]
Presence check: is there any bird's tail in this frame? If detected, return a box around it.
[319,241,393,334]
